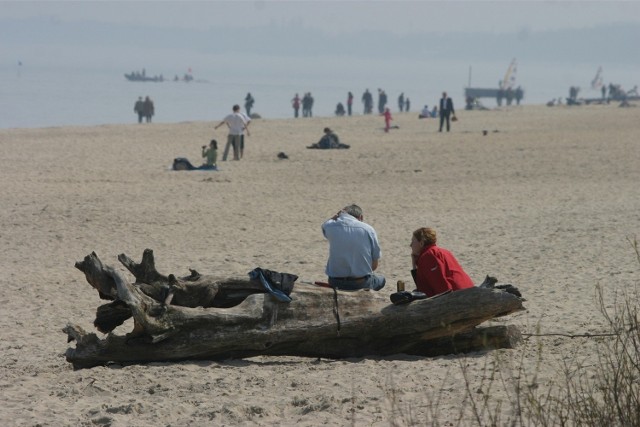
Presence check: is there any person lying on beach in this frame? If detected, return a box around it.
[307,127,350,149]
[409,227,474,297]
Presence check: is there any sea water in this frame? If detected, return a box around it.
[0,55,634,130]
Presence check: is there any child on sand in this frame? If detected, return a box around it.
[383,107,392,132]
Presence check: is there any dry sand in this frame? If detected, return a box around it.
[1,104,639,426]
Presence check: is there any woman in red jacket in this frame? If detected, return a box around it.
[410,227,474,297]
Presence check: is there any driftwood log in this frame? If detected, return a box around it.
[64,250,525,369]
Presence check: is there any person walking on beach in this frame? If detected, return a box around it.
[143,96,154,123]
[306,92,314,117]
[438,92,455,132]
[302,93,314,117]
[377,89,387,114]
[322,204,386,291]
[292,93,301,118]
[398,93,405,112]
[347,91,354,116]
[134,97,144,123]
[382,107,392,132]
[409,227,473,297]
[214,104,250,161]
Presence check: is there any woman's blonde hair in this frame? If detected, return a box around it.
[413,227,437,246]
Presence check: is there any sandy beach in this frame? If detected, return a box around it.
[1,103,639,426]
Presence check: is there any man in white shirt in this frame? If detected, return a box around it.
[215,104,250,161]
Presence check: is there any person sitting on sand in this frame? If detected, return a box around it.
[409,227,474,297]
[418,105,430,119]
[201,139,218,169]
[322,204,385,291]
[307,127,350,149]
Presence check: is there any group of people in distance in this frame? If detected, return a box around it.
[291,89,456,125]
[322,204,474,297]
[330,90,455,135]
[133,96,155,123]
[170,103,249,171]
[291,93,315,118]
[329,90,457,133]
[198,90,457,166]
[192,104,252,169]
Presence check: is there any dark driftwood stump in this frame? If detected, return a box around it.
[65,250,525,369]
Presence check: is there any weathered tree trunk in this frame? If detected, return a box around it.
[65,250,525,369]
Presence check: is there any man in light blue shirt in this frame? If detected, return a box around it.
[322,204,386,291]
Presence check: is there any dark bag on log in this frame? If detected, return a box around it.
[248,268,298,302]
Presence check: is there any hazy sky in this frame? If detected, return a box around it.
[4,1,640,35]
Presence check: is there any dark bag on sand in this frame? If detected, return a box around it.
[172,157,196,171]
[172,158,218,171]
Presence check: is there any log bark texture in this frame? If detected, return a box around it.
[65,250,525,369]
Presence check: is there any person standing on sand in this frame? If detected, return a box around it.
[322,204,385,291]
[398,92,405,112]
[409,227,474,297]
[307,92,314,117]
[302,93,314,117]
[215,104,249,161]
[347,91,354,116]
[378,89,387,114]
[143,96,154,123]
[292,93,301,118]
[438,92,455,132]
[244,92,255,117]
[362,89,373,114]
[134,97,144,123]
